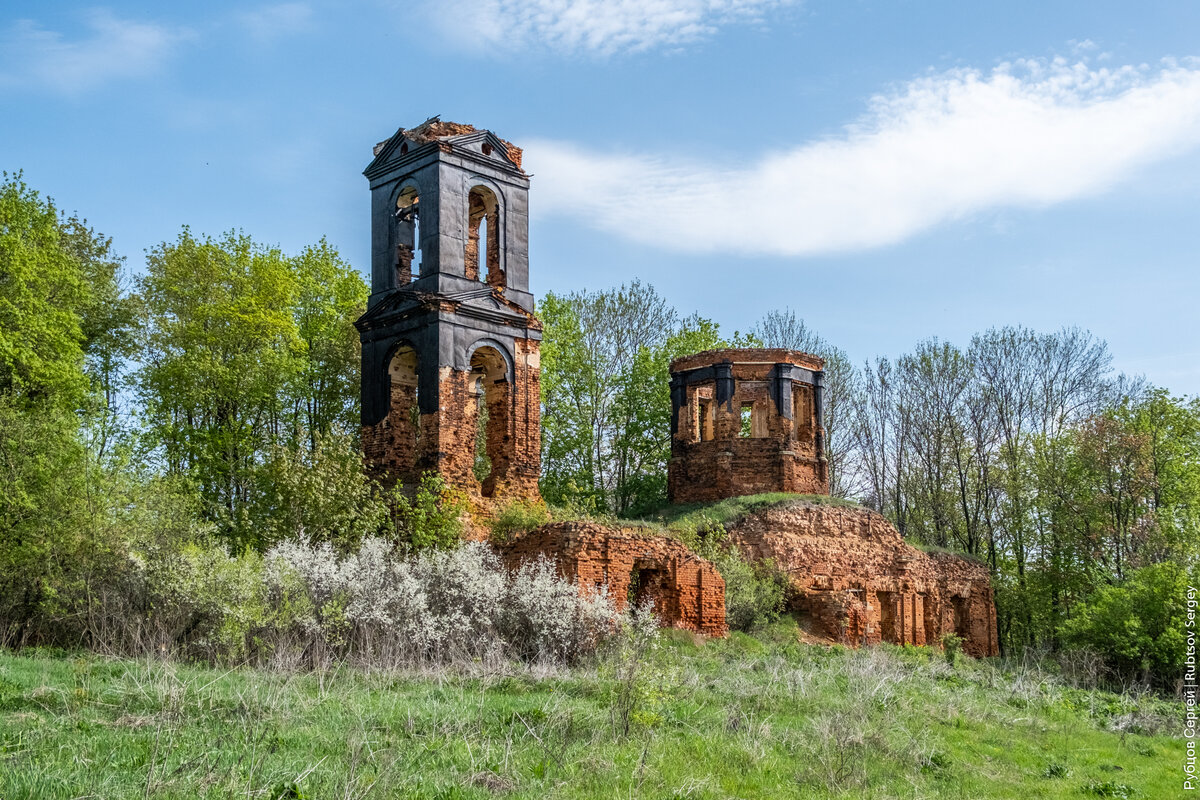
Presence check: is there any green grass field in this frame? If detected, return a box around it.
[0,627,1181,799]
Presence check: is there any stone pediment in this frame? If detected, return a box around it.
[365,118,523,178]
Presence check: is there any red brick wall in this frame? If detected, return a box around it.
[497,522,728,637]
[431,339,541,504]
[362,382,436,487]
[669,351,828,503]
[671,348,823,374]
[729,503,999,657]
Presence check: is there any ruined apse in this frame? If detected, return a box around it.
[355,119,542,503]
[668,349,830,503]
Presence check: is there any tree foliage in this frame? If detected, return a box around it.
[840,327,1200,673]
[0,173,92,408]
[751,308,857,498]
[1062,562,1192,689]
[135,229,368,547]
[0,173,137,642]
[539,280,723,515]
[2,173,1198,689]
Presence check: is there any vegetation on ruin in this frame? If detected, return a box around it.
[537,282,1200,689]
[1,622,1181,800]
[643,492,861,532]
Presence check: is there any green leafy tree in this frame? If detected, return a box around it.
[1062,562,1191,688]
[0,174,136,641]
[537,292,602,508]
[540,281,726,515]
[137,229,302,543]
[0,173,90,408]
[611,315,723,516]
[290,239,365,447]
[247,431,392,551]
[136,229,367,548]
[1130,389,1200,562]
[394,471,468,551]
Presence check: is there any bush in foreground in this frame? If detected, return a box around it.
[11,534,622,668]
[267,538,619,666]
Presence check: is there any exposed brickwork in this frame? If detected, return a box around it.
[361,381,433,478]
[438,339,541,502]
[363,332,541,507]
[671,348,824,374]
[497,522,728,637]
[727,503,999,657]
[358,119,540,513]
[669,349,829,503]
[360,119,1000,656]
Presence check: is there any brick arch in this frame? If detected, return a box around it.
[466,178,504,285]
[391,178,424,285]
[462,337,514,382]
[376,340,425,481]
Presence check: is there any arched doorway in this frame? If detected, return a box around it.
[466,185,500,286]
[469,345,511,497]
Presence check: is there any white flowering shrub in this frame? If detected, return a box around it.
[74,535,625,667]
[503,557,618,662]
[259,538,622,667]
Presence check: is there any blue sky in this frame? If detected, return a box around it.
[3,1,1198,394]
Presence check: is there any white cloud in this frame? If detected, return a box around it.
[0,10,188,94]
[524,58,1200,256]
[426,0,794,56]
[237,3,314,41]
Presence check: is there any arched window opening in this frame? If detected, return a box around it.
[694,393,714,442]
[395,187,421,285]
[469,345,510,497]
[466,185,500,286]
[387,345,421,475]
[793,383,813,440]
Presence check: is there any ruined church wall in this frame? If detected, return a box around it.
[496,522,728,637]
[728,503,998,657]
[668,350,828,503]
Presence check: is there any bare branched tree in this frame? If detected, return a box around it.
[751,309,860,497]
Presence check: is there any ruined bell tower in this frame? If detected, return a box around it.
[355,118,542,502]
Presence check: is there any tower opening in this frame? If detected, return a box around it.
[395,186,421,284]
[360,120,541,505]
[386,345,421,477]
[469,345,511,498]
[467,185,500,286]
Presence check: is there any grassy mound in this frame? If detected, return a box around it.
[650,492,858,529]
[0,625,1180,799]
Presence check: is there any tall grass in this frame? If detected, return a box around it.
[0,625,1181,799]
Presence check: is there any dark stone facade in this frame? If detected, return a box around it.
[356,119,541,502]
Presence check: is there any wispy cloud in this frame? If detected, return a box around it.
[524,58,1200,257]
[0,10,189,94]
[425,0,795,56]
[237,3,314,42]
